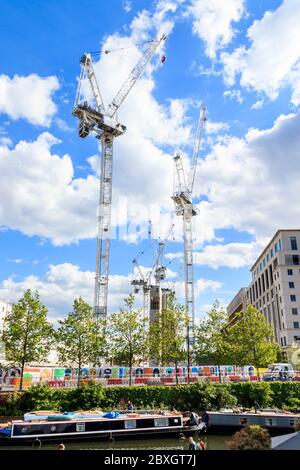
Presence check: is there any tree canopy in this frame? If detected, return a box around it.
[2,289,54,390]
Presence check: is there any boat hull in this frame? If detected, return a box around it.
[0,412,202,445]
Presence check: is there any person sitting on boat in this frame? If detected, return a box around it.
[254,399,261,413]
[58,443,65,450]
[127,400,133,413]
[188,436,197,450]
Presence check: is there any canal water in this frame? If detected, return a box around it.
[0,434,229,450]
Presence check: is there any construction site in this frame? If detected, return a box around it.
[72,34,207,367]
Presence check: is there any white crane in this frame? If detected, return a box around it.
[171,103,206,369]
[131,223,174,321]
[73,35,166,321]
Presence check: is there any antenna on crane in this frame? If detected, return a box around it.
[73,34,167,322]
[171,103,206,381]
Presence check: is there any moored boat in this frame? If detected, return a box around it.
[0,410,205,445]
[202,409,300,434]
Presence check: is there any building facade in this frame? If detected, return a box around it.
[227,287,248,326]
[0,299,12,334]
[150,286,173,324]
[227,230,300,352]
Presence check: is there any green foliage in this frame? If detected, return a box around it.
[56,298,105,387]
[1,382,300,417]
[2,289,54,390]
[107,296,148,384]
[226,425,271,450]
[148,293,188,370]
[194,301,231,368]
[228,382,274,408]
[227,305,280,373]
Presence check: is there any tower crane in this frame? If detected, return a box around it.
[73,35,166,321]
[131,223,174,321]
[171,103,206,370]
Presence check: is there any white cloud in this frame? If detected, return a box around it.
[221,0,300,103]
[0,263,133,322]
[0,133,99,245]
[223,89,244,104]
[192,112,300,244]
[188,0,245,59]
[0,74,59,126]
[0,262,222,322]
[122,0,132,13]
[166,241,262,269]
[205,121,229,134]
[0,136,12,147]
[193,242,263,269]
[251,99,264,110]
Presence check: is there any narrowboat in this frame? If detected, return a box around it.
[203,409,300,434]
[0,410,205,445]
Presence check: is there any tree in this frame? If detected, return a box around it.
[148,293,188,383]
[107,295,148,385]
[227,305,280,378]
[2,289,54,390]
[193,301,231,382]
[56,298,105,388]
[226,425,271,450]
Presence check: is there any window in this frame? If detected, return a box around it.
[154,418,169,427]
[275,242,278,253]
[279,239,282,250]
[280,337,283,346]
[265,418,277,427]
[76,423,85,432]
[267,253,269,262]
[291,236,298,251]
[294,322,300,329]
[291,295,296,302]
[260,262,262,271]
[279,296,282,303]
[284,336,287,346]
[292,308,298,315]
[294,336,300,341]
[293,255,300,265]
[288,269,293,275]
[271,249,274,258]
[282,322,285,329]
[125,420,137,429]
[263,258,266,267]
[289,282,295,288]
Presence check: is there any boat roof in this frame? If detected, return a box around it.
[207,410,300,417]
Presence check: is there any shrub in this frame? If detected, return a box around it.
[226,425,271,450]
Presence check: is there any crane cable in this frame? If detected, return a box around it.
[88,39,155,57]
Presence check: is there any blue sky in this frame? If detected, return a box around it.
[1,0,300,321]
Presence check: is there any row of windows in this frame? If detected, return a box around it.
[253,240,282,279]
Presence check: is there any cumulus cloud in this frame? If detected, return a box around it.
[166,241,263,269]
[221,0,300,103]
[0,133,98,245]
[192,112,300,245]
[0,74,59,126]
[0,263,133,322]
[188,0,245,59]
[0,262,222,321]
[193,242,263,269]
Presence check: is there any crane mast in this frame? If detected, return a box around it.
[73,35,166,322]
[131,222,174,321]
[172,104,206,370]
